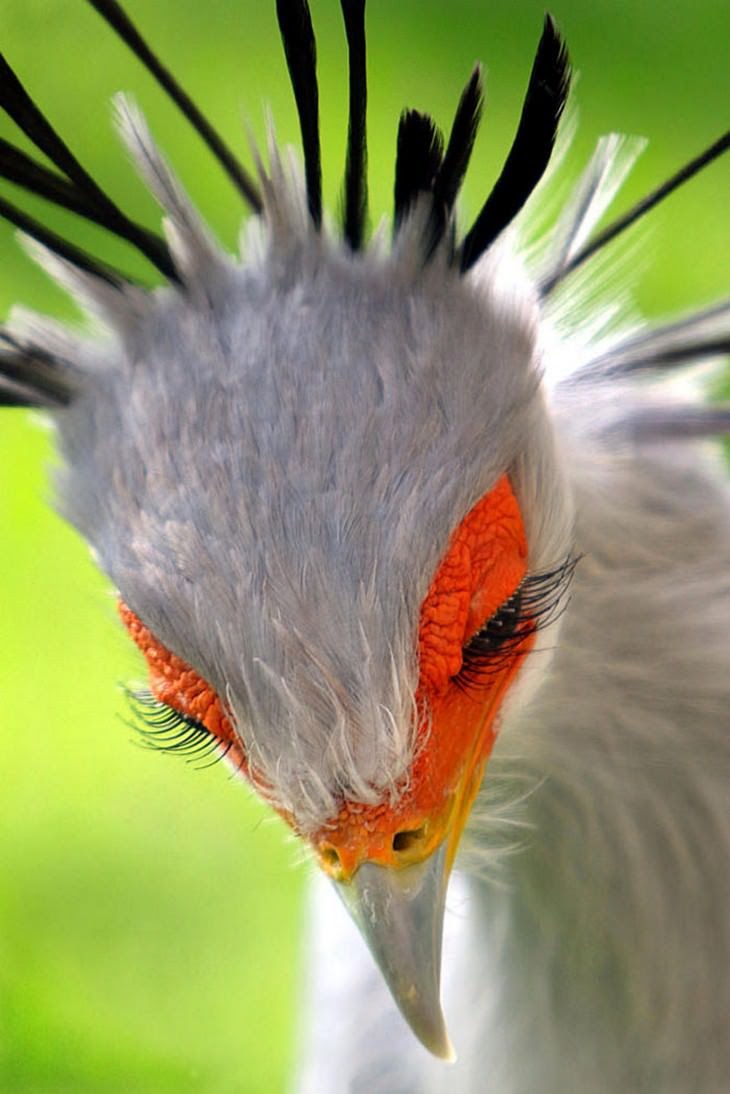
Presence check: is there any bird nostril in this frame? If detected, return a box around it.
[320,845,341,870]
[392,826,427,854]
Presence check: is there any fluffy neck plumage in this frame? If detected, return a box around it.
[458,428,730,1092]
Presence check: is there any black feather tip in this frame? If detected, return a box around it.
[276,0,322,228]
[0,51,176,282]
[340,0,368,250]
[460,14,570,272]
[394,111,444,232]
[427,64,484,257]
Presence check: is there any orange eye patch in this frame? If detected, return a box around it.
[118,603,248,774]
[417,473,528,696]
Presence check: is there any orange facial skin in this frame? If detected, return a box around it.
[119,474,532,882]
[315,474,532,879]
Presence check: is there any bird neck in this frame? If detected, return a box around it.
[458,441,730,1091]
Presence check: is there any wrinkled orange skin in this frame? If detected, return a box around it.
[418,475,528,694]
[119,603,249,777]
[119,475,531,879]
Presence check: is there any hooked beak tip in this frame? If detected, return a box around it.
[393,975,455,1060]
[443,1040,458,1064]
[424,1023,457,1063]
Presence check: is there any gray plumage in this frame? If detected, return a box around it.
[1,7,729,1092]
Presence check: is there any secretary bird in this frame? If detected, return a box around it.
[1,1,729,1090]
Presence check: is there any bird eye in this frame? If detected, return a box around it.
[454,558,578,689]
[126,689,231,768]
[465,587,524,653]
[453,587,531,690]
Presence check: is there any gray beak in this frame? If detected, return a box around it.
[333,842,456,1061]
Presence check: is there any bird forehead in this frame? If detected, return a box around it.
[80,245,538,609]
[122,242,537,432]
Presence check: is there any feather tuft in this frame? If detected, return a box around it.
[113,95,226,291]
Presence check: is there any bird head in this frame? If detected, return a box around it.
[0,0,576,1059]
[104,240,573,1055]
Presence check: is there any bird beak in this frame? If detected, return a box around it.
[314,629,533,1059]
[332,840,456,1060]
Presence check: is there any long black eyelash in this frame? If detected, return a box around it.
[124,688,231,770]
[454,555,579,691]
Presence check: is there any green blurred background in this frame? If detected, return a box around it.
[0,1,727,1090]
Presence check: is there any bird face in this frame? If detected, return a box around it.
[118,471,533,871]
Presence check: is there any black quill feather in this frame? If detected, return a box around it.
[428,64,484,257]
[340,0,368,250]
[460,15,570,272]
[0,333,74,408]
[541,130,730,295]
[85,0,262,213]
[0,54,176,281]
[0,136,176,282]
[394,111,444,232]
[276,0,322,228]
[0,193,131,286]
[0,383,38,408]
[0,54,112,208]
